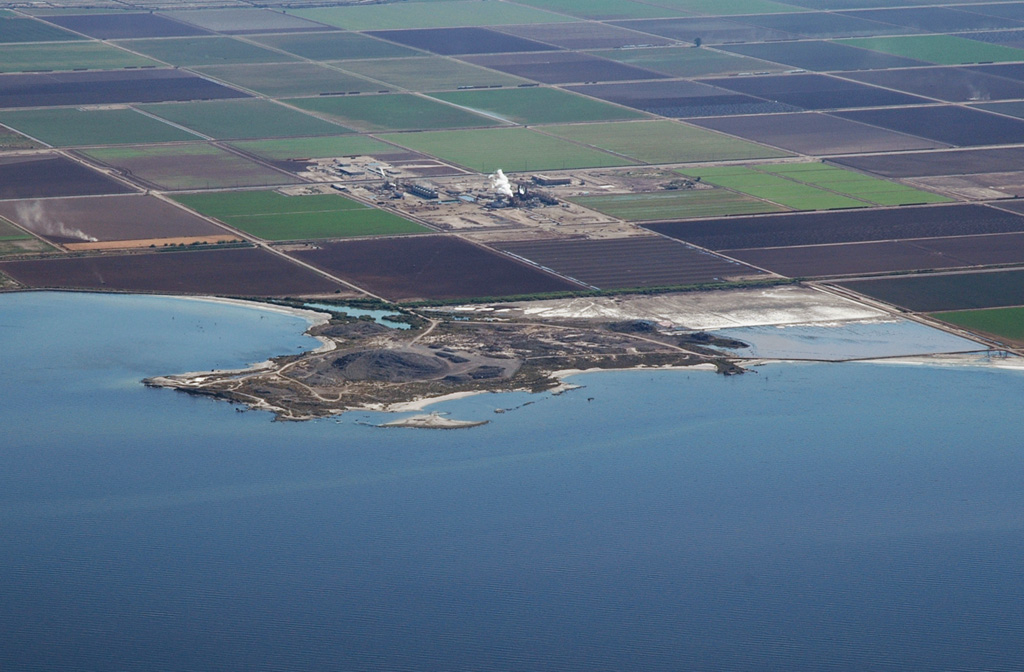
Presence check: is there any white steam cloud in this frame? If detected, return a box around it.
[15,200,97,242]
[489,169,514,199]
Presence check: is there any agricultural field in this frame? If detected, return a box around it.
[719,40,927,71]
[160,8,330,34]
[139,99,349,140]
[610,17,793,44]
[0,107,198,147]
[463,51,669,85]
[42,12,209,38]
[725,241,969,278]
[0,69,248,109]
[0,194,234,249]
[195,62,378,98]
[496,236,763,289]
[729,11,915,38]
[834,106,1024,147]
[229,135,402,162]
[493,22,675,49]
[542,120,789,164]
[701,73,929,111]
[80,144,298,191]
[0,41,159,72]
[0,16,84,42]
[429,88,646,125]
[837,269,1024,312]
[833,147,1024,178]
[290,2,575,31]
[844,67,1024,102]
[289,94,499,132]
[837,35,1024,65]
[249,31,420,61]
[570,189,786,221]
[364,27,558,55]
[509,0,689,20]
[690,112,945,155]
[840,7,1019,33]
[755,163,952,206]
[0,126,41,150]
[0,247,343,296]
[334,57,528,92]
[114,36,297,67]
[930,307,1024,343]
[565,79,790,117]
[0,154,135,199]
[645,0,807,15]
[288,235,584,301]
[173,190,427,241]
[377,127,634,172]
[674,166,868,211]
[589,46,787,78]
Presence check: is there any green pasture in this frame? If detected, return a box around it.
[115,36,297,67]
[196,62,378,98]
[931,306,1024,343]
[139,99,350,140]
[82,144,297,190]
[590,46,785,78]
[291,1,575,30]
[0,107,198,146]
[289,93,500,132]
[837,35,1024,65]
[759,163,953,205]
[677,166,869,210]
[647,0,807,15]
[335,56,527,92]
[0,41,158,72]
[542,120,790,164]
[378,127,634,172]
[571,188,785,221]
[230,135,401,161]
[0,217,30,240]
[0,17,83,42]
[250,31,421,61]
[430,87,647,125]
[510,0,688,20]
[173,190,427,240]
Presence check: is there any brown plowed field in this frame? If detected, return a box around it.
[42,13,210,39]
[366,27,559,55]
[462,51,667,84]
[911,232,1024,266]
[844,67,1024,102]
[497,236,762,289]
[0,155,135,200]
[720,40,925,71]
[837,268,1024,311]
[0,195,229,245]
[566,79,788,117]
[643,204,1024,250]
[725,240,970,278]
[701,73,929,111]
[288,235,584,301]
[493,22,673,49]
[833,147,1024,178]
[0,247,341,296]
[611,17,794,44]
[834,106,1024,147]
[0,69,248,109]
[690,112,945,155]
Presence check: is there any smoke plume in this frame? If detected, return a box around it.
[15,200,98,242]
[489,169,514,199]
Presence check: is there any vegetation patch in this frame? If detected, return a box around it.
[0,107,198,146]
[291,1,575,31]
[250,31,421,61]
[333,56,528,92]
[114,36,298,67]
[931,306,1024,343]
[139,99,350,140]
[195,62,378,98]
[0,41,158,72]
[838,35,1024,65]
[289,93,501,132]
[430,87,647,125]
[570,188,785,221]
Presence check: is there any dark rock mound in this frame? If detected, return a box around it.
[331,349,448,382]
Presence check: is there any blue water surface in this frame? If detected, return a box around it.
[2,291,1023,671]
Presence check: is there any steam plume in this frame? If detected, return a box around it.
[489,169,514,199]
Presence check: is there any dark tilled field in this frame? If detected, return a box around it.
[42,13,210,39]
[913,232,1024,266]
[0,154,135,200]
[0,195,225,243]
[724,240,967,278]
[732,11,918,38]
[642,204,1024,250]
[720,40,926,71]
[833,106,1024,147]
[463,51,669,84]
[969,62,1024,82]
[566,79,791,117]
[0,69,248,109]
[836,268,1024,311]
[844,67,1024,102]
[0,247,341,296]
[366,27,558,55]
[836,6,1023,32]
[833,146,1024,177]
[701,73,930,110]
[690,112,944,154]
[497,236,761,289]
[493,22,674,49]
[288,235,584,301]
[611,17,794,44]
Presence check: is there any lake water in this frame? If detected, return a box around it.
[2,292,1023,671]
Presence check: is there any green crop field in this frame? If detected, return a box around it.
[570,188,786,221]
[114,36,298,67]
[542,120,790,164]
[759,163,953,206]
[0,217,30,240]
[83,144,298,190]
[430,87,647,125]
[510,0,688,20]
[677,166,869,210]
[292,1,575,30]
[250,31,421,61]
[230,135,402,161]
[139,99,350,140]
[0,41,158,72]
[841,269,1024,312]
[837,35,1024,65]
[378,127,635,172]
[289,93,500,132]
[647,0,806,14]
[0,107,198,146]
[590,46,786,78]
[0,17,83,42]
[173,190,427,241]
[931,306,1024,343]
[196,62,379,98]
[336,57,527,92]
